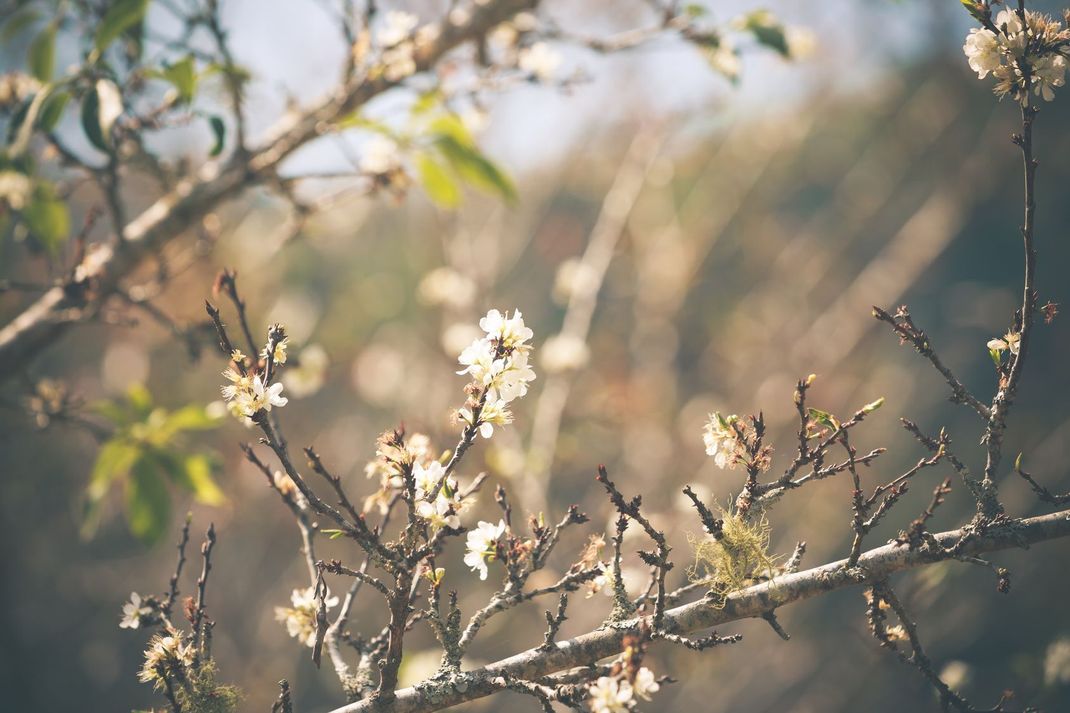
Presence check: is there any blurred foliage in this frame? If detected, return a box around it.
[84,384,224,544]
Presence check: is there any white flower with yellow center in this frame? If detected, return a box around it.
[463,519,506,580]
[120,592,153,629]
[480,308,534,349]
[963,28,1002,78]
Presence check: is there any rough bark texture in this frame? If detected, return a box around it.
[328,508,1070,713]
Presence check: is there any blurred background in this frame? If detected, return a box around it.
[3,1,1070,711]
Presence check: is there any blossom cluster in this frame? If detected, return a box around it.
[220,369,288,421]
[363,430,473,536]
[457,309,537,438]
[587,668,660,713]
[702,412,744,470]
[219,331,290,422]
[963,8,1069,102]
[138,629,195,690]
[274,586,339,648]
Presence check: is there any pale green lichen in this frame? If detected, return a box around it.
[687,507,780,607]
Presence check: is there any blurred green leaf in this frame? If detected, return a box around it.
[1,7,39,43]
[87,439,140,503]
[175,453,226,506]
[162,404,223,435]
[28,24,56,82]
[428,114,475,147]
[125,383,154,417]
[742,10,789,57]
[411,89,442,116]
[37,89,70,132]
[125,457,171,545]
[94,0,149,53]
[416,153,461,208]
[432,135,517,203]
[81,80,123,153]
[208,115,225,156]
[23,181,69,254]
[148,54,197,104]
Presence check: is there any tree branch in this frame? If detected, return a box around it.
[326,508,1070,713]
[0,0,539,383]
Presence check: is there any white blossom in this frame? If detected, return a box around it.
[418,267,477,309]
[963,28,1001,78]
[462,398,513,439]
[221,370,288,420]
[119,592,154,629]
[541,333,590,373]
[360,135,402,174]
[382,43,417,81]
[377,10,418,47]
[703,412,742,469]
[587,676,633,713]
[1032,54,1067,101]
[518,42,561,81]
[988,330,1021,356]
[0,171,32,210]
[464,519,506,580]
[553,258,600,303]
[479,308,533,349]
[274,586,339,647]
[281,344,329,398]
[1044,636,1070,686]
[632,667,660,700]
[263,337,288,365]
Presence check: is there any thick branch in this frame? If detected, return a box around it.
[0,0,538,382]
[327,508,1070,713]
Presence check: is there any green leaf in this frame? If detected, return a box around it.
[742,10,789,57]
[148,54,197,104]
[428,114,475,147]
[960,0,988,22]
[410,89,442,116]
[807,407,839,430]
[159,451,226,506]
[416,153,461,208]
[81,79,123,153]
[322,529,347,540]
[94,0,149,53]
[23,181,70,254]
[683,3,707,18]
[37,89,70,132]
[125,382,154,416]
[1,7,40,43]
[28,24,56,82]
[87,439,140,503]
[432,135,517,203]
[125,457,171,544]
[208,115,225,156]
[161,404,223,435]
